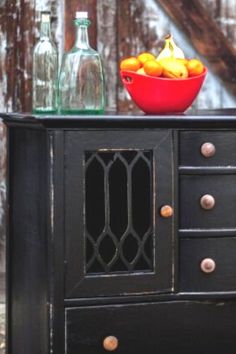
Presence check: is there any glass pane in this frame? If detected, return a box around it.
[85,150,153,275]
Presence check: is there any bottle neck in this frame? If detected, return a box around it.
[40,21,51,39]
[74,19,90,49]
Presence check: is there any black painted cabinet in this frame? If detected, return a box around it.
[2,111,236,354]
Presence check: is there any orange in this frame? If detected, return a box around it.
[137,52,156,66]
[143,60,163,77]
[187,58,204,77]
[120,57,141,72]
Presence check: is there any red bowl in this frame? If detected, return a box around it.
[120,68,207,114]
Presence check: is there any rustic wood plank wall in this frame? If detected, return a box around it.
[1,0,236,273]
[0,0,236,114]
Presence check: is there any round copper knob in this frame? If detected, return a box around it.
[200,194,215,210]
[200,142,216,158]
[200,258,216,273]
[103,336,119,351]
[160,205,173,218]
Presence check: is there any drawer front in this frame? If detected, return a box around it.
[180,131,236,166]
[66,302,236,354]
[180,237,236,292]
[180,175,236,229]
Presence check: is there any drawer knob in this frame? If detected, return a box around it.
[200,258,216,273]
[103,336,119,351]
[200,142,216,158]
[160,205,173,218]
[200,194,215,210]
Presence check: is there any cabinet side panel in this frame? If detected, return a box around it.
[7,128,49,354]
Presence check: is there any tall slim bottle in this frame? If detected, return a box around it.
[32,11,58,114]
[58,12,105,114]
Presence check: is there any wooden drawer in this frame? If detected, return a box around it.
[180,237,236,292]
[180,174,236,229]
[180,131,236,166]
[66,301,236,354]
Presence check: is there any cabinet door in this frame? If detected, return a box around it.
[64,130,174,298]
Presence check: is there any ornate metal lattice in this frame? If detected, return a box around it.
[85,150,153,274]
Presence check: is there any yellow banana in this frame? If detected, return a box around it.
[157,36,172,60]
[159,58,188,79]
[157,34,185,60]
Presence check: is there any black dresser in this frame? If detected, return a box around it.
[2,110,236,354]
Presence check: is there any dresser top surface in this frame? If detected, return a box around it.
[2,109,236,129]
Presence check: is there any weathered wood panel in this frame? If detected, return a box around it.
[5,1,34,112]
[0,1,6,112]
[117,0,166,111]
[97,0,117,110]
[1,1,236,113]
[206,0,236,40]
[117,0,141,112]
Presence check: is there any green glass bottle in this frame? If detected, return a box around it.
[58,12,105,114]
[32,11,58,114]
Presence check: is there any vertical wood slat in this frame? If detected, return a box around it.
[204,0,236,48]
[64,0,97,52]
[5,0,35,112]
[0,1,6,112]
[117,0,163,112]
[0,1,8,274]
[117,0,142,112]
[97,0,117,110]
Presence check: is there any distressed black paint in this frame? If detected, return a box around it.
[2,111,236,354]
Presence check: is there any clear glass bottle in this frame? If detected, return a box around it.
[58,12,105,114]
[32,11,58,114]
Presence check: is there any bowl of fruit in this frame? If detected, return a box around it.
[120,35,207,114]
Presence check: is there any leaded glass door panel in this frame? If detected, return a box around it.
[65,130,174,298]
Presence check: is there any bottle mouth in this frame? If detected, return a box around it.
[75,11,88,19]
[41,11,51,23]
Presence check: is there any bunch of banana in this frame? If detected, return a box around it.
[157,34,188,79]
[157,34,185,60]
